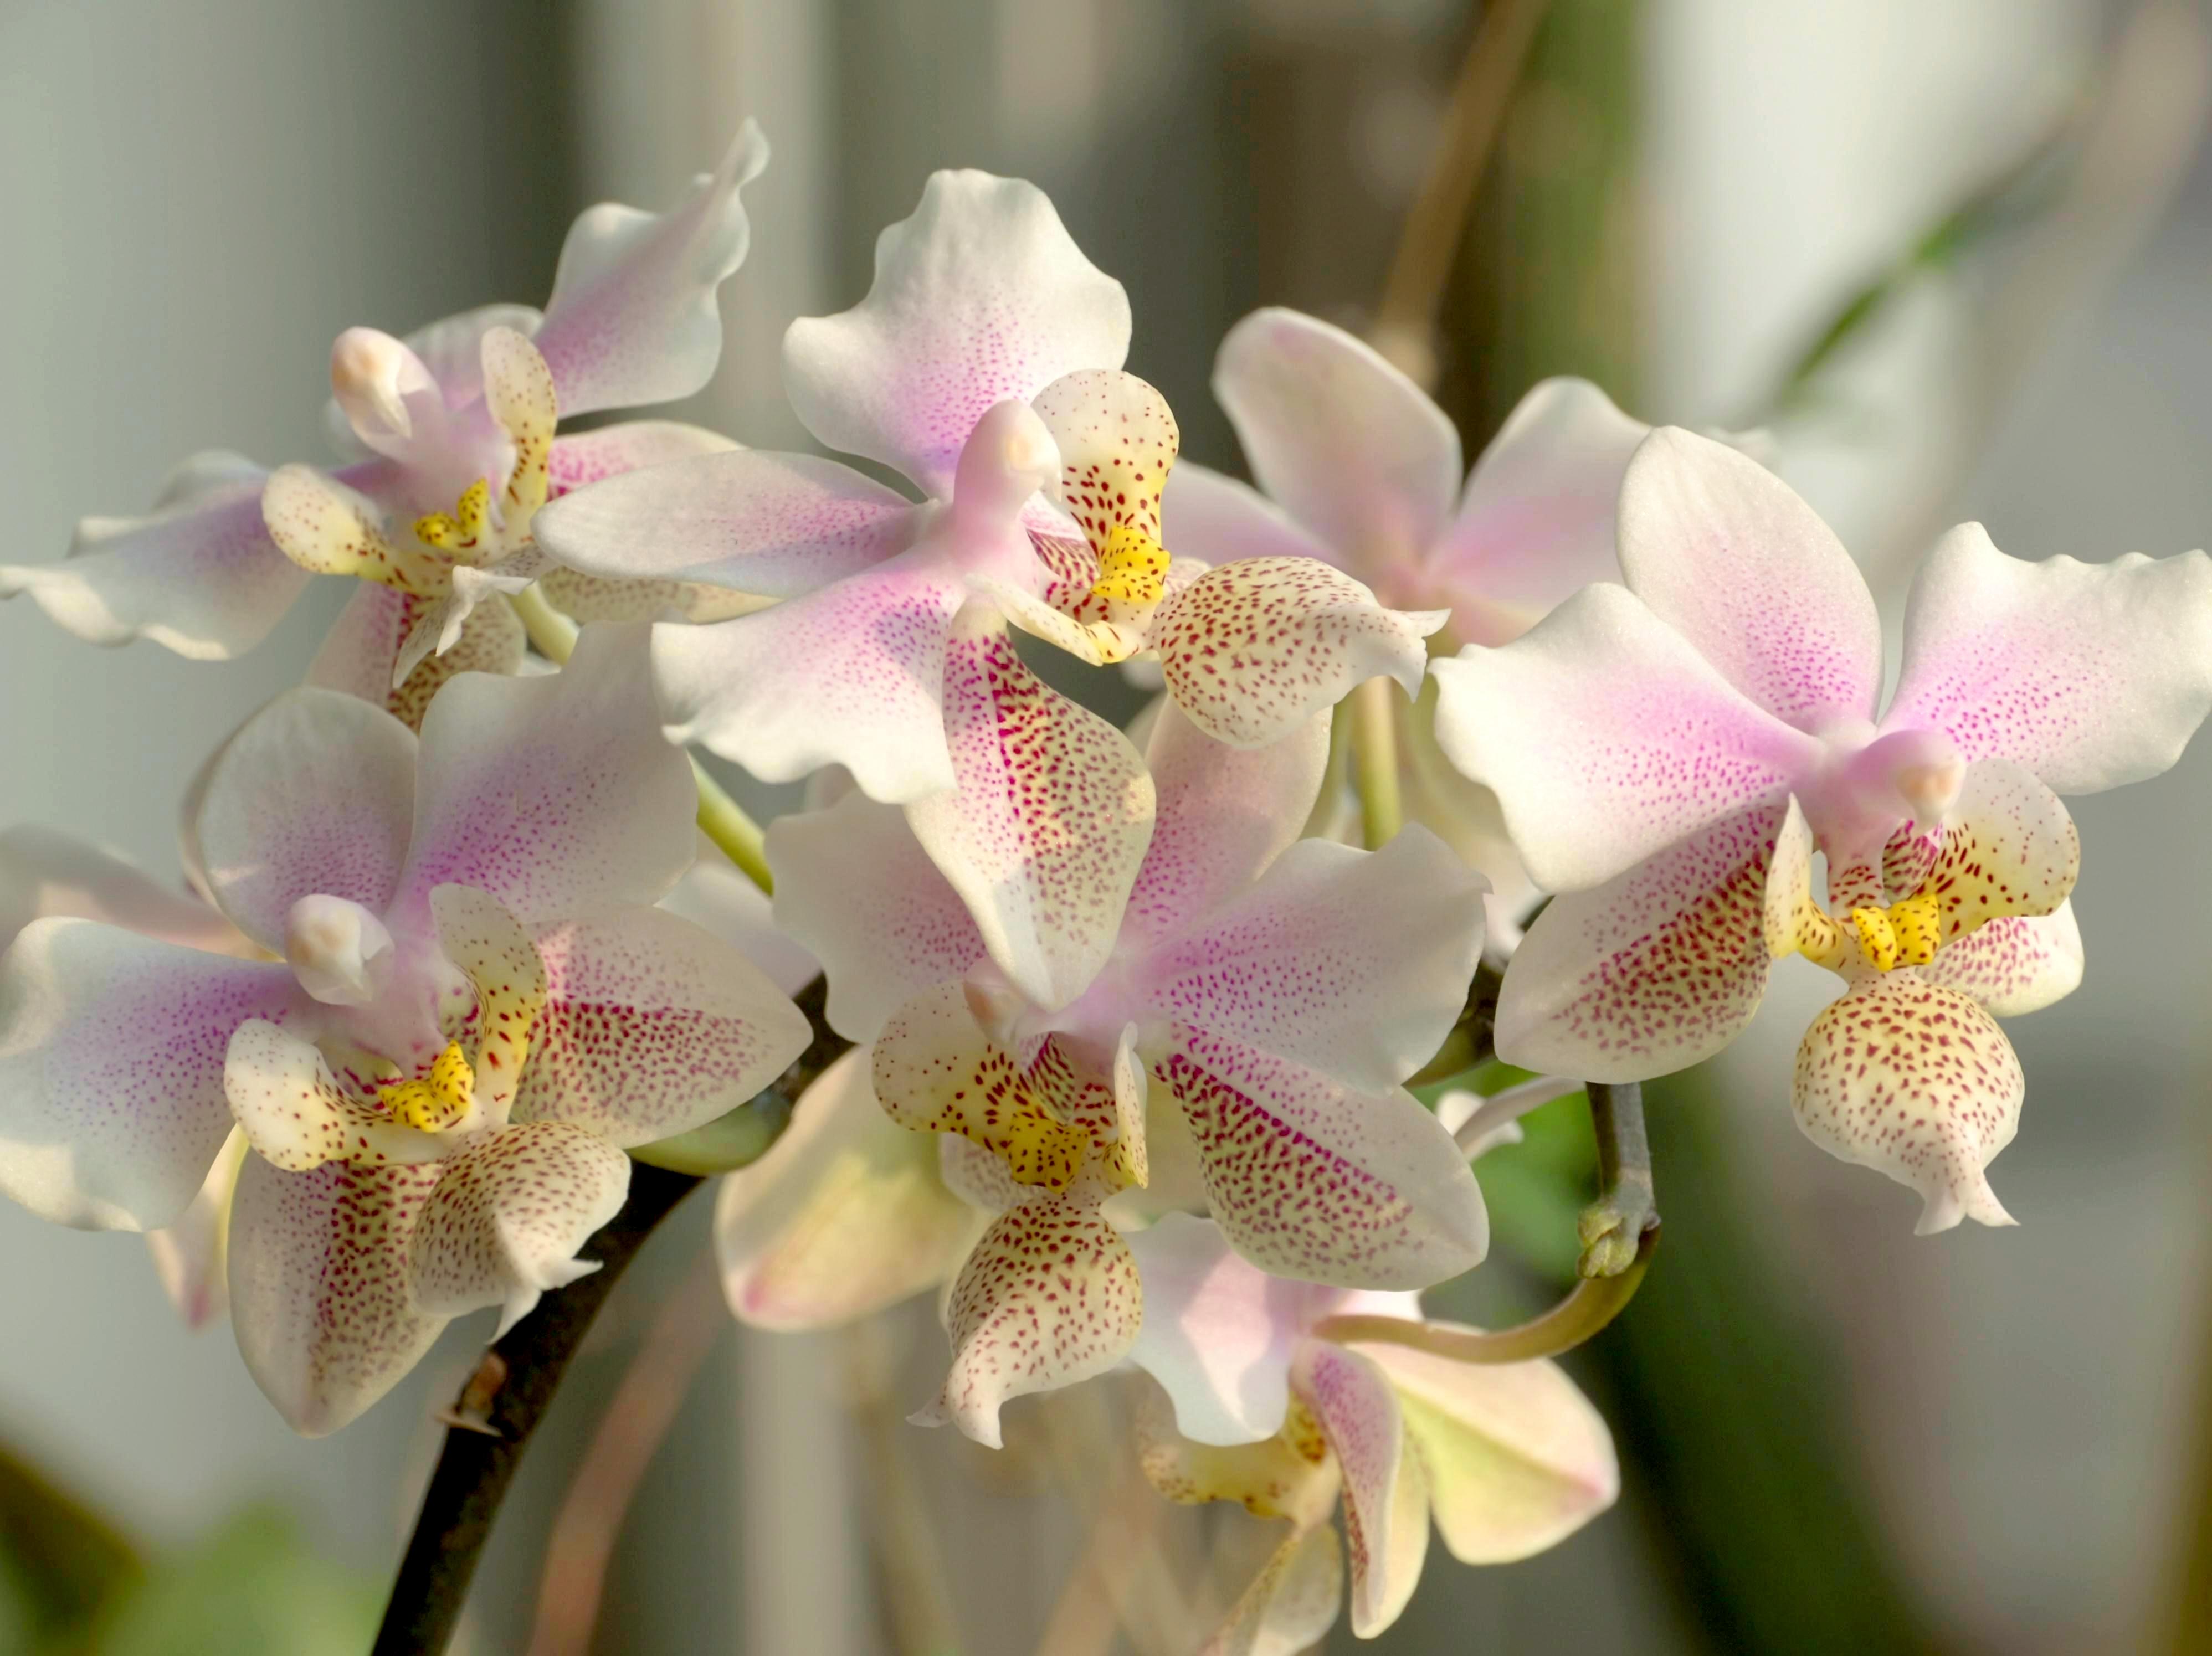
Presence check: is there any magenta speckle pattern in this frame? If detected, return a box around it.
[1291,1339,1405,1629]
[1919,914,2080,1013]
[407,1120,630,1318]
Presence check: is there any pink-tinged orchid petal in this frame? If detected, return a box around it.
[1159,1027,1486,1290]
[326,330,462,472]
[512,904,809,1146]
[1125,1213,1418,1447]
[1203,1524,1344,1656]
[905,614,1154,1012]
[1138,830,1483,1095]
[1396,682,1539,940]
[531,122,769,419]
[0,826,255,958]
[387,556,550,687]
[651,558,968,801]
[1149,559,1446,749]
[1120,704,1329,952]
[1494,803,1788,1084]
[0,452,307,660]
[226,1151,446,1436]
[1161,462,1339,570]
[188,687,418,953]
[397,304,547,413]
[1917,903,2083,1017]
[534,448,917,599]
[716,1048,978,1330]
[1359,1339,1619,1562]
[223,1020,449,1174]
[307,583,528,733]
[911,1180,1142,1448]
[1430,581,1821,892]
[766,791,985,1044]
[536,566,768,627]
[1213,308,1460,572]
[660,844,818,997]
[1792,973,2022,1235]
[1883,522,2212,795]
[407,1119,632,1337]
[1291,1339,1429,1638]
[547,419,735,493]
[395,623,696,923]
[783,171,1131,498]
[0,921,299,1228]
[146,1128,248,1330]
[1430,377,1644,640]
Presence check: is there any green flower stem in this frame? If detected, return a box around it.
[1577,1081,1657,1279]
[506,585,774,893]
[1351,676,1405,848]
[1405,957,1502,1087]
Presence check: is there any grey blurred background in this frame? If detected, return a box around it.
[4,0,2211,1651]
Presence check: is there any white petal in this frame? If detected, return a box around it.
[1161,462,1339,569]
[0,452,306,660]
[765,790,984,1044]
[547,419,736,492]
[0,920,298,1228]
[1291,1339,1429,1638]
[146,1128,248,1329]
[223,1019,446,1173]
[1918,903,2083,1017]
[1429,581,1821,892]
[189,687,418,952]
[784,170,1130,498]
[1885,522,2212,795]
[1138,830,1484,1094]
[394,623,697,924]
[1203,1524,1343,1656]
[531,121,769,418]
[1212,308,1460,570]
[226,1151,447,1435]
[0,825,253,958]
[659,844,818,997]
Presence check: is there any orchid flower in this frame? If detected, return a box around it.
[0,627,811,1433]
[1161,307,1693,934]
[1,127,771,729]
[1127,1213,1617,1648]
[764,699,1489,1446]
[1431,427,2212,1225]
[532,172,1444,947]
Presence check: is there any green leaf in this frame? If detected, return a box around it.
[87,1508,378,1656]
[0,1442,139,1648]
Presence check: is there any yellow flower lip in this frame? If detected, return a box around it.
[378,1041,475,1134]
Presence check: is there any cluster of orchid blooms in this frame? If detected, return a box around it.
[4,122,2210,1649]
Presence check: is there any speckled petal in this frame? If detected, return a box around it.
[765,790,984,1044]
[651,559,967,801]
[146,1128,248,1330]
[1202,1524,1344,1656]
[1494,801,1787,1084]
[1884,523,2212,795]
[1137,829,1483,1094]
[0,451,307,660]
[1213,308,1460,568]
[407,1119,630,1336]
[429,883,547,1123]
[1792,974,2023,1235]
[531,121,768,418]
[513,903,809,1146]
[0,826,253,958]
[1618,428,1881,732]
[308,582,528,733]
[547,420,736,495]
[784,171,1130,499]
[396,623,696,924]
[1358,1339,1618,1562]
[1033,367,1178,560]
[1149,559,1446,749]
[534,449,918,600]
[659,844,818,997]
[0,921,300,1228]
[1921,760,2080,943]
[1917,903,2083,1017]
[1159,1026,1485,1290]
[223,1019,444,1172]
[905,612,1154,1011]
[1120,703,1328,952]
[911,1181,1142,1448]
[1291,1339,1429,1638]
[226,1150,447,1436]
[716,1048,979,1329]
[389,551,550,687]
[1430,581,1820,892]
[260,464,448,595]
[189,687,417,953]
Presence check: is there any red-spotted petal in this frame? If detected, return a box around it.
[1291,1339,1429,1637]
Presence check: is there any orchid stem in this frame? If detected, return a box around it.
[507,585,774,894]
[1352,676,1405,848]
[1578,1081,1658,1279]
[372,978,851,1656]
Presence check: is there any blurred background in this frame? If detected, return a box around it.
[5,0,2212,1650]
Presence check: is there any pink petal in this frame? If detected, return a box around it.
[1618,428,1881,732]
[1291,1339,1429,1638]
[531,122,769,418]
[1212,308,1460,571]
[1429,581,1821,892]
[1159,1026,1486,1290]
[0,451,307,660]
[905,614,1154,1011]
[1918,903,2083,1016]
[659,844,819,997]
[1494,802,1788,1083]
[1883,522,2212,795]
[650,557,967,801]
[547,419,735,493]
[1161,462,1339,569]
[765,790,985,1044]
[784,171,1130,499]
[146,1128,248,1330]
[0,920,299,1228]
[226,1151,447,1435]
